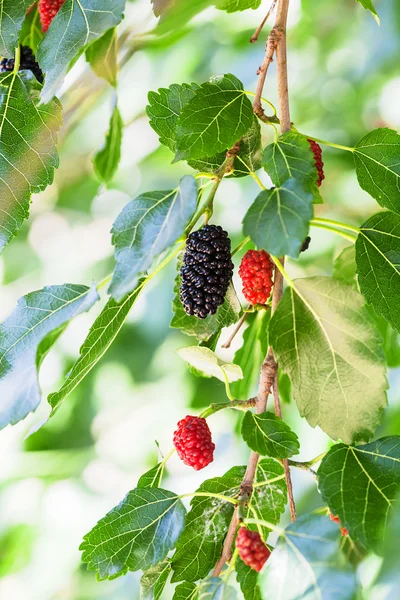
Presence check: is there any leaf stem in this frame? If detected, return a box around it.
[270,255,293,287]
[221,368,236,401]
[249,171,267,190]
[13,45,21,73]
[244,517,284,535]
[252,473,286,487]
[245,91,277,116]
[200,397,257,419]
[179,492,238,505]
[222,548,239,582]
[310,222,357,243]
[304,134,355,153]
[312,217,360,233]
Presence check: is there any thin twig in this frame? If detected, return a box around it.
[252,27,283,118]
[222,313,248,349]
[250,0,277,43]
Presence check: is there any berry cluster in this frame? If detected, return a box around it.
[0,46,44,83]
[39,0,67,33]
[239,249,274,305]
[236,527,271,572]
[180,225,234,319]
[173,415,215,471]
[307,139,325,187]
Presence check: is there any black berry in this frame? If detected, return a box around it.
[1,46,44,84]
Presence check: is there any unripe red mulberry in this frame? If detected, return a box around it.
[330,513,348,536]
[239,249,274,305]
[307,139,325,187]
[39,0,67,33]
[173,415,215,470]
[235,527,270,572]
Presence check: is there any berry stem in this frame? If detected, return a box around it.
[311,222,357,243]
[179,492,238,505]
[221,313,248,349]
[312,217,360,233]
[270,255,294,287]
[13,45,21,73]
[304,134,355,153]
[200,397,257,419]
[231,236,251,256]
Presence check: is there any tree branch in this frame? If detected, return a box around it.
[250,0,277,43]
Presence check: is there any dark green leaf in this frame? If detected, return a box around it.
[355,0,379,23]
[94,105,123,184]
[318,437,400,553]
[236,558,261,600]
[20,5,43,53]
[0,283,99,429]
[259,513,358,600]
[269,276,388,444]
[173,582,198,600]
[37,0,125,101]
[243,178,314,258]
[356,211,400,333]
[109,175,197,301]
[354,128,400,214]
[198,577,237,599]
[0,72,61,253]
[48,282,145,414]
[141,559,171,600]
[137,463,164,489]
[80,488,186,581]
[0,0,32,55]
[333,245,357,285]
[373,497,400,597]
[86,27,118,87]
[241,411,300,458]
[175,74,254,161]
[215,0,262,13]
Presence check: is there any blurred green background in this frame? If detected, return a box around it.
[0,0,399,597]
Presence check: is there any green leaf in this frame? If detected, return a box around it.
[251,458,287,539]
[259,513,358,600]
[215,0,262,13]
[48,282,144,414]
[37,0,125,102]
[354,128,400,214]
[175,74,254,161]
[109,176,197,301]
[0,0,32,55]
[262,132,322,203]
[241,411,300,459]
[355,0,380,23]
[243,178,314,258]
[147,83,199,152]
[93,105,123,184]
[269,276,388,444]
[173,582,198,600]
[137,463,164,489]
[356,211,400,333]
[80,488,186,581]
[373,497,400,597]
[0,283,99,429]
[86,27,118,87]
[0,72,61,253]
[177,346,243,382]
[231,311,269,400]
[236,558,261,600]
[198,577,237,600]
[140,559,171,600]
[20,5,44,53]
[333,245,357,285]
[318,437,400,553]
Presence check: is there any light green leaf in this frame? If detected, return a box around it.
[177,346,243,383]
[0,72,61,253]
[354,128,400,214]
[355,0,380,23]
[269,276,388,444]
[20,5,44,53]
[259,513,358,600]
[137,463,164,489]
[198,577,237,600]
[318,437,400,553]
[173,582,198,600]
[0,0,32,55]
[86,27,118,87]
[241,411,300,459]
[236,558,261,600]
[215,0,261,13]
[243,178,314,258]
[109,175,197,301]
[175,74,254,161]
[94,104,123,184]
[141,559,171,600]
[372,497,400,598]
[37,0,125,102]
[356,211,400,333]
[0,283,99,429]
[333,245,357,285]
[48,281,145,414]
[80,488,186,581]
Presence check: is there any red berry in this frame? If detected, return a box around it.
[39,0,67,33]
[235,527,270,572]
[307,139,325,187]
[173,415,215,471]
[238,249,274,305]
[329,513,348,536]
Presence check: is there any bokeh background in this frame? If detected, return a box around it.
[0,0,399,597]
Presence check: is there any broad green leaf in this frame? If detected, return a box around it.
[318,437,400,553]
[80,488,186,581]
[141,559,171,600]
[0,283,99,429]
[198,577,237,600]
[372,497,400,598]
[94,105,123,184]
[355,0,380,24]
[262,132,322,203]
[20,5,44,53]
[175,74,254,161]
[155,0,212,35]
[147,83,199,152]
[259,513,358,600]
[37,0,125,102]
[333,245,357,285]
[177,346,243,383]
[0,0,32,55]
[215,0,262,13]
[269,276,388,444]
[243,178,314,258]
[236,558,261,600]
[48,282,145,414]
[241,411,300,459]
[356,211,400,333]
[173,582,198,600]
[137,463,165,489]
[109,175,197,301]
[86,27,118,87]
[0,72,61,253]
[249,458,287,540]
[354,128,400,214]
